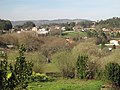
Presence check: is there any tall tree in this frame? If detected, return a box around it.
[8,45,33,90]
[76,55,89,79]
[23,21,35,29]
[0,19,12,30]
[0,50,8,90]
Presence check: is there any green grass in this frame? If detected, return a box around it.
[7,50,40,65]
[7,50,39,61]
[28,79,104,90]
[42,63,60,73]
[7,50,19,61]
[7,50,59,73]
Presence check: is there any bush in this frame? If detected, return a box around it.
[87,61,101,79]
[105,62,120,87]
[29,73,53,82]
[0,51,8,90]
[76,55,89,79]
[76,55,99,79]
[0,32,44,51]
[0,45,33,90]
[18,32,44,51]
[7,45,33,90]
[52,51,75,78]
[32,52,46,73]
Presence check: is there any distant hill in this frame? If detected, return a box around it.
[11,19,91,26]
[96,17,120,29]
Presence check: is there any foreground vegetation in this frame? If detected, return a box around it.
[28,79,104,90]
[0,17,120,90]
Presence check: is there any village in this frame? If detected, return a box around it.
[1,19,120,52]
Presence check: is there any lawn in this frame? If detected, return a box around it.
[28,79,104,90]
[7,50,60,73]
[42,63,60,73]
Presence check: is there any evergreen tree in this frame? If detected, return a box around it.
[0,19,12,30]
[0,45,33,90]
[105,62,120,87]
[76,55,89,79]
[0,50,8,90]
[8,45,33,90]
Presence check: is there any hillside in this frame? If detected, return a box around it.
[11,19,91,26]
[96,17,120,29]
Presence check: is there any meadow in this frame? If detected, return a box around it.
[28,79,104,90]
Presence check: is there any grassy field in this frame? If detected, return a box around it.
[7,50,60,73]
[6,47,119,90]
[42,63,60,73]
[28,79,104,90]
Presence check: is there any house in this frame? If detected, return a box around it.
[105,40,120,46]
[91,21,96,28]
[36,30,49,35]
[32,27,38,32]
[72,27,75,31]
[36,28,50,35]
[102,28,110,32]
[39,28,46,31]
[81,29,85,32]
[55,26,60,30]
[110,40,119,45]
[25,28,28,31]
[61,27,66,31]
[21,29,24,31]
[17,31,21,34]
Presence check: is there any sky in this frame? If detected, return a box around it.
[0,0,120,21]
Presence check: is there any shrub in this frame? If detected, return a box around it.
[76,55,89,79]
[52,51,75,78]
[32,52,46,73]
[105,62,120,87]
[0,50,8,90]
[0,32,44,51]
[0,45,33,90]
[29,73,53,82]
[18,32,44,51]
[76,55,99,79]
[87,61,101,79]
[7,45,33,90]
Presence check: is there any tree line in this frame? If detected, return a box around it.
[96,17,120,29]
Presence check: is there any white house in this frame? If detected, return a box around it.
[61,27,66,31]
[21,29,24,31]
[36,30,49,35]
[55,26,60,30]
[110,40,119,45]
[72,27,75,31]
[105,40,120,46]
[36,28,50,35]
[17,31,21,34]
[102,28,110,32]
[39,28,46,31]
[32,27,38,31]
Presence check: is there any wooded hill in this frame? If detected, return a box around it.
[96,17,120,29]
